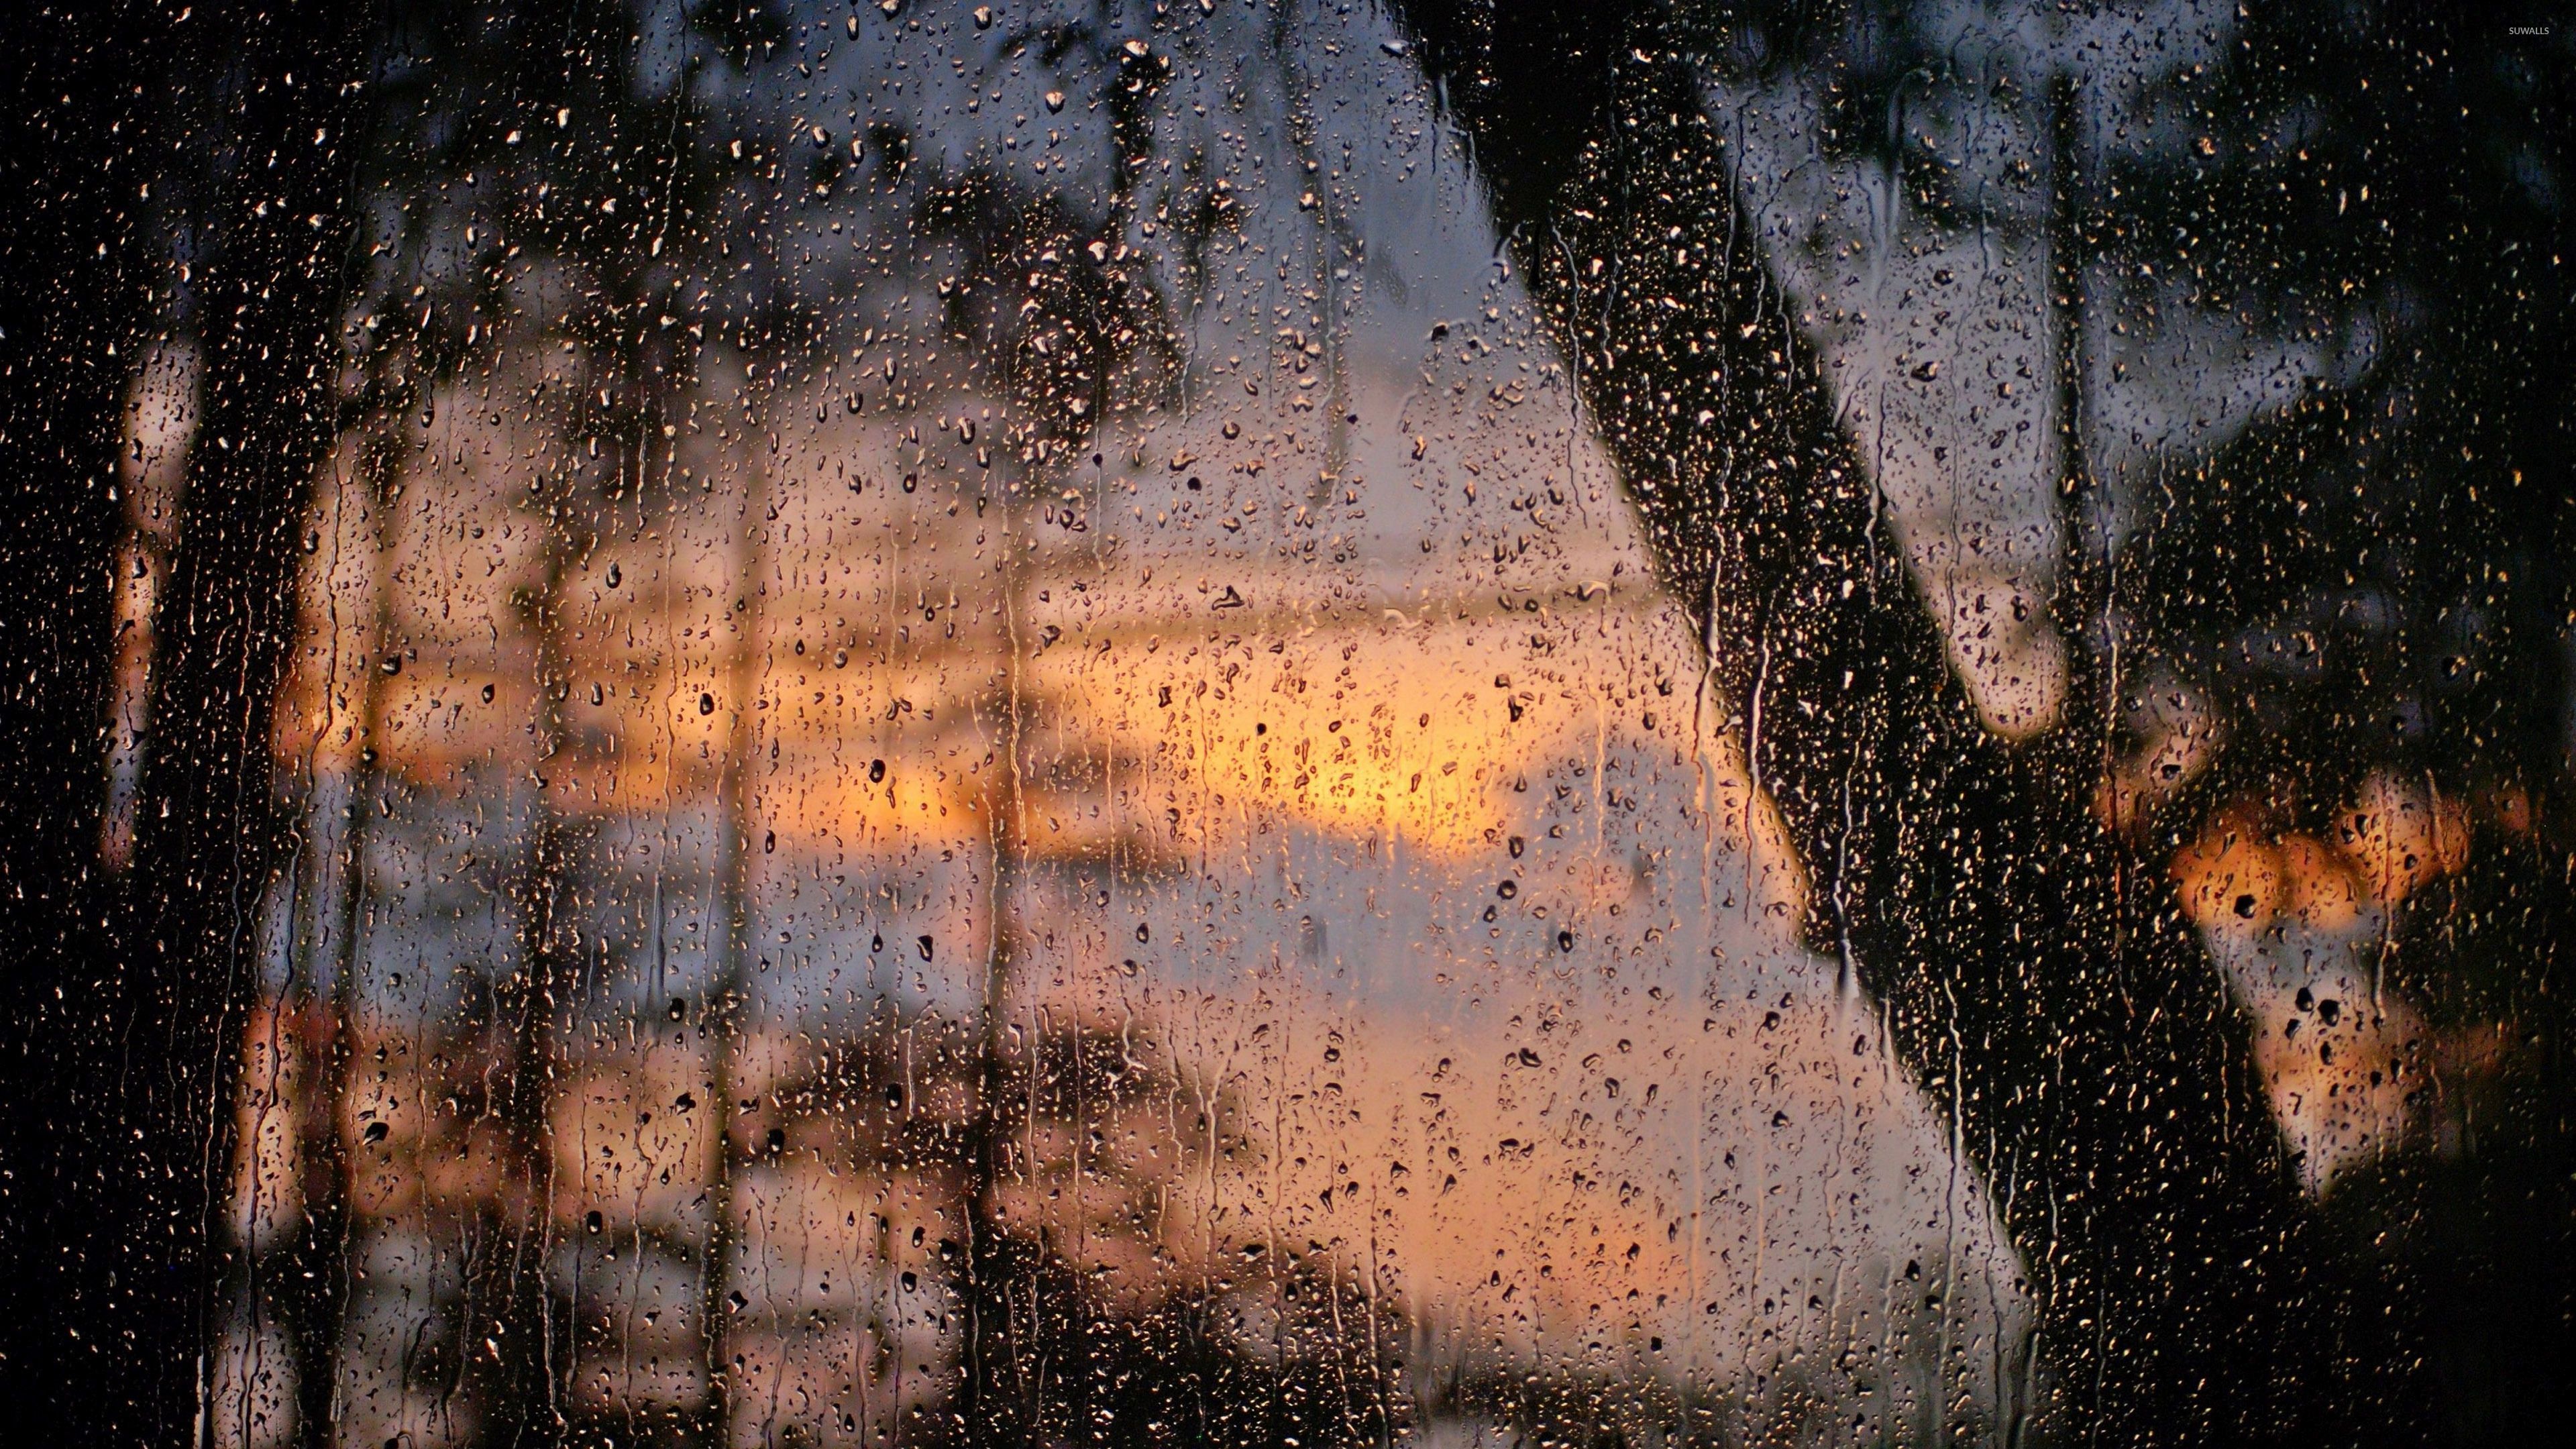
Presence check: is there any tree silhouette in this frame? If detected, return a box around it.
[1384,1,2420,1442]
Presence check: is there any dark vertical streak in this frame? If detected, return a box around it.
[695,411,772,1449]
[484,478,578,1449]
[2045,69,2113,801]
[107,3,372,1444]
[1,5,381,1433]
[288,427,408,1449]
[0,0,163,1438]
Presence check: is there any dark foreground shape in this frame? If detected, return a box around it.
[1386,2,2410,1442]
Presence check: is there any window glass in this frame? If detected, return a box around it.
[5,4,2567,1447]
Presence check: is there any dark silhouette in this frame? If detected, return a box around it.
[113,5,376,1446]
[0,0,169,1432]
[0,3,374,1444]
[1385,1,2403,1442]
[2116,7,2576,1436]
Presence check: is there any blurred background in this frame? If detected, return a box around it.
[2,2,2568,1446]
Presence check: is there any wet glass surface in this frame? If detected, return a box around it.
[2,4,2569,1446]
